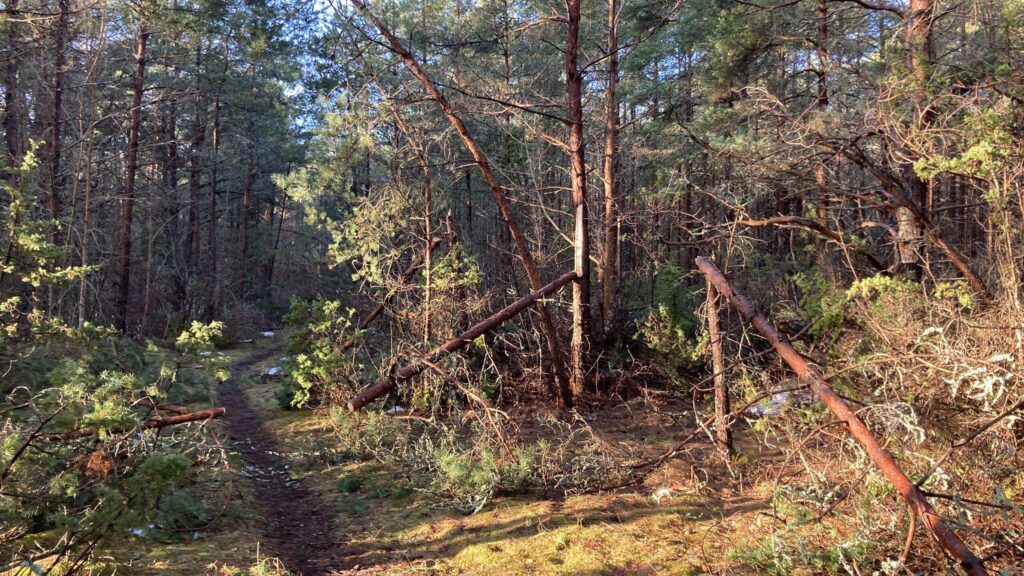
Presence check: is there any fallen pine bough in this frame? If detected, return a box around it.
[694,256,986,576]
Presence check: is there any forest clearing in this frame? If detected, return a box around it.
[2,0,1024,573]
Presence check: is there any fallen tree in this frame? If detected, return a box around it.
[347,270,578,411]
[347,0,574,408]
[694,256,986,575]
[144,407,226,429]
[43,407,227,441]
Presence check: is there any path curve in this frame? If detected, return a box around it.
[220,348,343,575]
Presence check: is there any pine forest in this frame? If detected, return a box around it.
[2,0,1024,573]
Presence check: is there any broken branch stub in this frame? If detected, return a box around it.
[347,270,578,412]
[694,256,985,576]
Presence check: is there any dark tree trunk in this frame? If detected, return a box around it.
[2,0,20,177]
[47,0,69,248]
[116,5,150,333]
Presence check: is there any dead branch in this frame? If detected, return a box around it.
[347,271,578,411]
[737,216,886,271]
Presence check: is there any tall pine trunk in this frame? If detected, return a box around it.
[895,0,934,279]
[566,0,590,398]
[600,0,620,338]
[116,4,150,333]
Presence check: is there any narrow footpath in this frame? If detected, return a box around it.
[220,348,344,576]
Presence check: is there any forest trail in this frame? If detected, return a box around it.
[220,348,345,576]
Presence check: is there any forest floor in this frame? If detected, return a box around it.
[113,335,902,576]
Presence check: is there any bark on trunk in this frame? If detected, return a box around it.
[2,0,20,176]
[566,0,590,398]
[814,0,833,275]
[0,0,21,287]
[207,95,221,317]
[601,0,620,338]
[187,46,205,287]
[896,0,935,279]
[47,0,70,247]
[705,279,731,454]
[116,6,150,333]
[695,256,985,576]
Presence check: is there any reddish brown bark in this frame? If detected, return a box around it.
[566,0,590,398]
[348,271,578,411]
[145,407,225,429]
[45,408,226,441]
[695,256,985,575]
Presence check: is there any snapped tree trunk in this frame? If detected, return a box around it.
[695,256,985,576]
[705,278,731,454]
[350,0,574,408]
[566,0,591,398]
[116,4,151,333]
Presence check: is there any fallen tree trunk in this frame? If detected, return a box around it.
[144,407,225,429]
[348,271,578,411]
[45,407,226,440]
[694,256,985,576]
[340,236,443,353]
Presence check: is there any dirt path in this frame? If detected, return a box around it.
[220,348,344,576]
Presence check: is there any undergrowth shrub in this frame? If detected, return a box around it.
[637,304,708,386]
[1,326,234,572]
[326,407,629,514]
[277,297,363,408]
